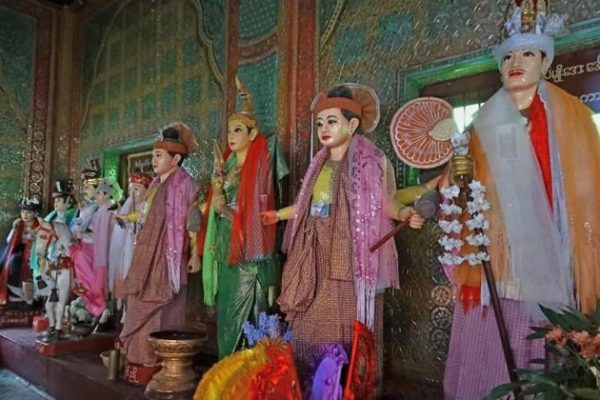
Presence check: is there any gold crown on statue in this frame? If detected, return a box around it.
[229,76,258,130]
[503,0,547,36]
[493,0,566,66]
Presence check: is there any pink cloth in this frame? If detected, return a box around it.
[444,299,544,400]
[147,168,197,293]
[93,204,113,270]
[284,135,397,327]
[70,242,107,317]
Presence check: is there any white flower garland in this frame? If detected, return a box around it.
[437,181,491,267]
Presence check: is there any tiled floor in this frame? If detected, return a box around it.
[0,369,54,400]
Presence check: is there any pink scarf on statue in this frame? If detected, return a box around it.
[284,135,398,328]
[147,167,198,293]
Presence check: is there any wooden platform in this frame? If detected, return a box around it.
[0,328,217,400]
[0,305,43,329]
[0,328,145,399]
[34,332,116,357]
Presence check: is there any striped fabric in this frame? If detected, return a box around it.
[444,299,544,400]
[120,176,189,366]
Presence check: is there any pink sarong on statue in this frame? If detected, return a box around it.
[69,242,106,317]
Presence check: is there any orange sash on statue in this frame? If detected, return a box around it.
[459,82,600,314]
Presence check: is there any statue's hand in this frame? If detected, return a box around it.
[212,194,227,214]
[261,210,278,226]
[408,208,425,230]
[211,174,224,194]
[188,254,201,273]
[398,207,425,229]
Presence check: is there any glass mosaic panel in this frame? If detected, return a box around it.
[125,66,138,92]
[0,9,34,113]
[318,0,338,36]
[184,76,202,105]
[183,39,202,66]
[141,93,156,120]
[239,0,279,41]
[124,100,138,126]
[378,12,412,50]
[160,49,177,76]
[238,54,278,136]
[334,25,365,63]
[160,84,177,114]
[79,0,224,191]
[199,0,225,67]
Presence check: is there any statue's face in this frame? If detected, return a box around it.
[20,210,36,222]
[83,183,97,201]
[316,107,353,150]
[54,197,68,213]
[152,148,178,176]
[129,183,147,203]
[501,49,546,93]
[227,120,254,154]
[94,189,110,205]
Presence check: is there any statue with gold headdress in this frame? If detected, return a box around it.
[198,77,279,359]
[442,1,600,398]
[119,122,200,386]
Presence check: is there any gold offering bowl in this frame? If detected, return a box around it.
[145,331,206,400]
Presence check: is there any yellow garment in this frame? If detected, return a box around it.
[393,184,427,205]
[124,211,140,223]
[469,82,600,314]
[311,161,335,206]
[143,185,159,216]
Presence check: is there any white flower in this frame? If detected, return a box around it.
[438,236,464,251]
[468,180,486,195]
[440,203,463,215]
[441,185,461,200]
[465,253,482,265]
[466,233,490,247]
[467,198,491,214]
[438,253,464,266]
[476,251,490,262]
[438,219,463,234]
[465,213,490,230]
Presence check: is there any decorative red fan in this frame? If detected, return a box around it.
[344,321,376,400]
[389,97,456,169]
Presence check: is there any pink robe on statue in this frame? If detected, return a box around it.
[70,203,112,317]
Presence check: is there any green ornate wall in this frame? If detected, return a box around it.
[76,0,227,346]
[317,0,600,394]
[0,1,53,239]
[236,0,280,137]
[78,0,226,183]
[0,8,31,238]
